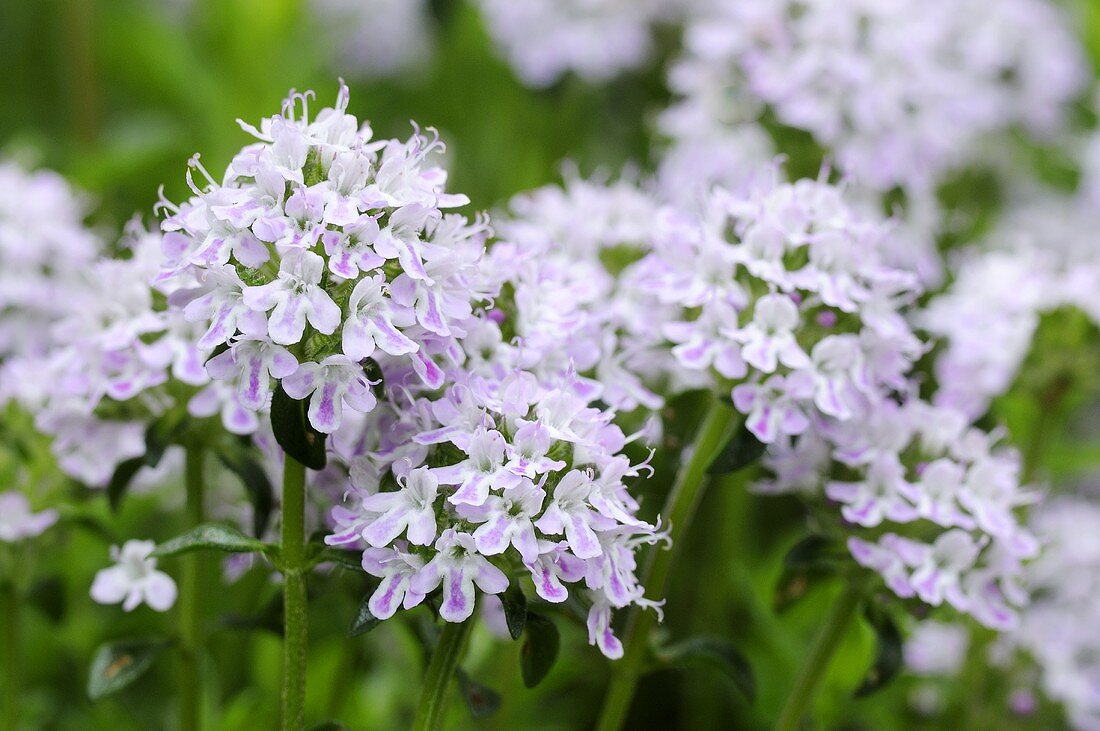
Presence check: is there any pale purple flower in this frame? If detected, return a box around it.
[282,354,378,433]
[534,470,604,559]
[732,372,814,444]
[342,274,418,360]
[360,546,427,619]
[0,492,58,542]
[410,529,509,622]
[205,337,298,410]
[90,540,178,612]
[243,249,340,346]
[433,428,521,507]
[358,467,439,547]
[467,480,546,563]
[727,293,810,373]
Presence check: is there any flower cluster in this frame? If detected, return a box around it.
[833,398,1038,630]
[474,0,669,88]
[664,0,1086,192]
[998,497,1100,728]
[1,224,221,486]
[159,83,488,433]
[150,85,660,657]
[0,161,101,360]
[631,172,925,443]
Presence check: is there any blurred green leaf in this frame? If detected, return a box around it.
[455,669,501,719]
[854,603,903,698]
[152,522,267,559]
[501,583,527,640]
[708,421,766,476]
[520,612,560,689]
[87,637,167,700]
[658,636,756,702]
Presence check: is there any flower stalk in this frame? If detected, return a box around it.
[1,581,18,731]
[774,576,867,731]
[596,396,739,731]
[178,445,206,731]
[281,455,309,731]
[410,617,475,731]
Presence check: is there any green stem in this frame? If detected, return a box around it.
[281,456,308,731]
[596,397,738,731]
[410,618,475,731]
[178,447,205,731]
[1,583,17,731]
[774,578,866,731]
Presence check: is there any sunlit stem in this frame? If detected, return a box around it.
[596,396,739,731]
[774,577,866,731]
[178,446,206,731]
[281,455,308,731]
[410,617,475,731]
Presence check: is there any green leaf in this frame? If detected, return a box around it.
[87,638,167,700]
[151,523,267,559]
[270,385,327,470]
[106,413,186,512]
[455,669,501,720]
[707,421,766,475]
[348,593,383,638]
[658,636,756,702]
[854,603,903,698]
[106,458,147,512]
[216,447,275,537]
[27,578,66,624]
[774,535,846,612]
[500,583,527,640]
[520,612,560,688]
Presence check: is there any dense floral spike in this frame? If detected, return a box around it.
[150,85,660,657]
[474,0,669,87]
[664,0,1086,193]
[0,162,102,360]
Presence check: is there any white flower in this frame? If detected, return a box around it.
[90,540,178,612]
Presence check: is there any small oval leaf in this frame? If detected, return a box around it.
[270,385,327,470]
[707,421,766,475]
[501,583,527,640]
[348,593,383,638]
[455,669,501,719]
[88,638,167,700]
[520,612,560,688]
[659,636,756,702]
[854,603,903,698]
[151,523,266,559]
[216,448,275,537]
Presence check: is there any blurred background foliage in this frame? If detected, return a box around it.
[3,0,1100,729]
